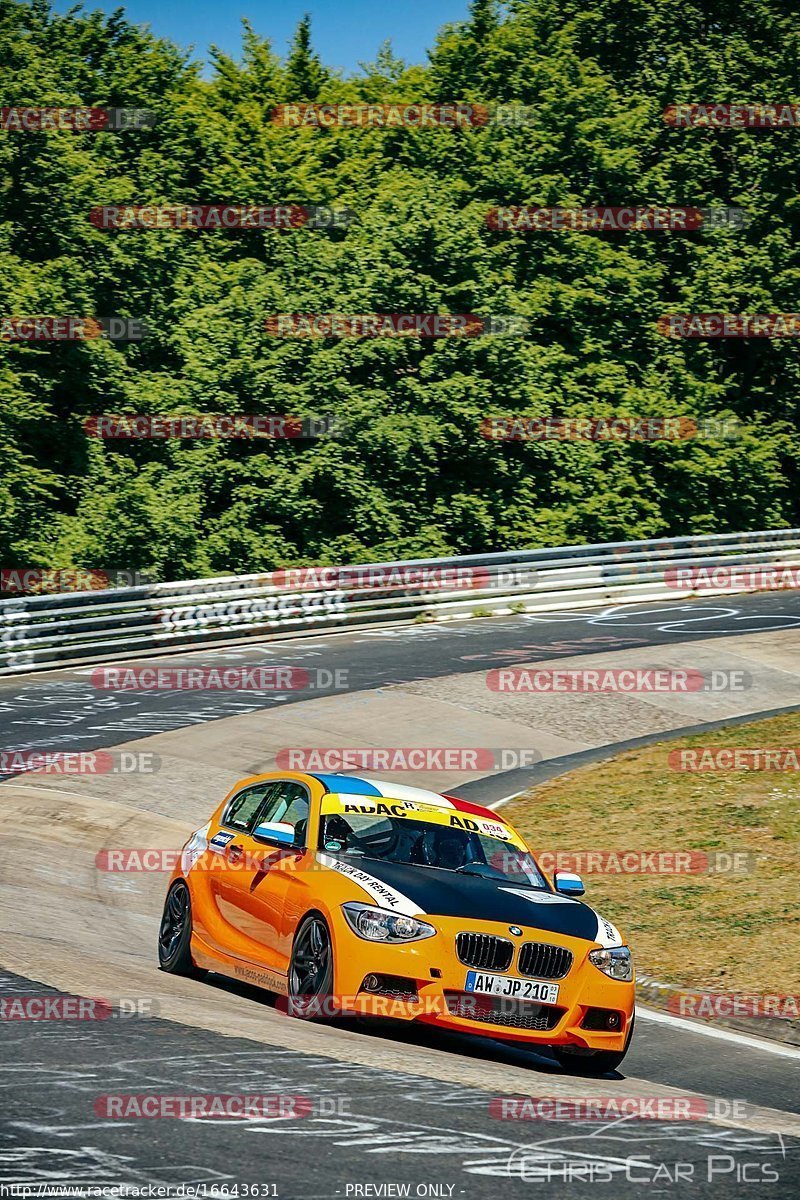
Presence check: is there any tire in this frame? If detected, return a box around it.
[550,1013,635,1077]
[288,914,335,1020]
[158,880,206,978]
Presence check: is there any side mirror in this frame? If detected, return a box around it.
[553,870,585,897]
[253,820,296,848]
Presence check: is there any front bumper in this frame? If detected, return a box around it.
[333,913,635,1050]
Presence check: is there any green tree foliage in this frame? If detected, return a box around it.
[0,0,798,574]
[284,15,328,101]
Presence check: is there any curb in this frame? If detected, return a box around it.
[636,973,800,1047]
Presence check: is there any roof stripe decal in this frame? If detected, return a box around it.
[443,794,497,819]
[311,774,382,796]
[358,778,455,807]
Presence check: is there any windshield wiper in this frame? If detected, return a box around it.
[453,865,548,887]
[453,863,506,880]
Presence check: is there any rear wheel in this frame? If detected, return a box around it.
[550,1013,635,1076]
[288,915,335,1020]
[158,880,206,978]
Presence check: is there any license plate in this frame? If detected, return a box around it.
[464,971,560,1004]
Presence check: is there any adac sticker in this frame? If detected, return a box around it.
[322,793,526,848]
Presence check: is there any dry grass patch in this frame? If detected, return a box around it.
[503,713,800,994]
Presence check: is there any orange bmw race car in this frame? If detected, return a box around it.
[158,771,635,1074]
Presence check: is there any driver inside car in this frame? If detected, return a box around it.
[419,827,472,870]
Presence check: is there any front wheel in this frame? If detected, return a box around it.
[158,880,206,978]
[550,1013,635,1076]
[288,915,335,1020]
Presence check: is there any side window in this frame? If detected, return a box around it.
[255,782,310,845]
[223,783,275,833]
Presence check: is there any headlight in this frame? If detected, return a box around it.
[588,946,634,981]
[342,903,435,943]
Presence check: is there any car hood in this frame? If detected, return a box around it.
[320,853,621,946]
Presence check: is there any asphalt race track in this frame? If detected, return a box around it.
[2,591,800,1197]
[2,590,800,763]
[2,968,798,1199]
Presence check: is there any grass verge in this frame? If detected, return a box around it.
[503,712,800,994]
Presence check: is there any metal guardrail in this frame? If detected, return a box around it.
[1,529,799,674]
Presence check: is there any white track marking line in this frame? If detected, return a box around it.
[488,792,523,811]
[637,1005,800,1059]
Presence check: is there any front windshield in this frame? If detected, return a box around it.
[319,801,549,889]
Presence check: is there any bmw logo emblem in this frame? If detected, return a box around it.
[509,926,523,937]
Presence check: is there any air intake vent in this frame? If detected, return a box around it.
[518,942,573,980]
[456,932,513,972]
[444,992,564,1031]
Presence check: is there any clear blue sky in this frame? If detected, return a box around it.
[58,1,471,74]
